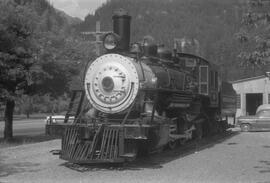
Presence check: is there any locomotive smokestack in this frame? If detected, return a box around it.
[112,9,131,51]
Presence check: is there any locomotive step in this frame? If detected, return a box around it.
[169,134,190,139]
[120,153,137,159]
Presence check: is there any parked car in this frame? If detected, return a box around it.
[256,104,270,114]
[45,115,74,124]
[237,104,270,132]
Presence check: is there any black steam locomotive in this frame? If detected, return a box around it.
[58,10,236,164]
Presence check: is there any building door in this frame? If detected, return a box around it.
[246,93,263,115]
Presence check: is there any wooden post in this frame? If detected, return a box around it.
[81,21,109,56]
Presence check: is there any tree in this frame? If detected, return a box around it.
[236,0,270,76]
[17,95,33,118]
[0,1,38,140]
[33,32,93,97]
[0,0,90,140]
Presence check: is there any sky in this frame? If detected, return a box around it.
[49,0,107,20]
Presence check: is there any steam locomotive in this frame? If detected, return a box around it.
[58,10,236,164]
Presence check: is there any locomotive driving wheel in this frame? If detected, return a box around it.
[168,116,188,149]
[177,116,188,146]
[168,140,177,150]
[179,138,187,146]
[194,123,203,139]
[168,118,178,150]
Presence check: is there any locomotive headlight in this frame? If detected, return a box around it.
[103,33,120,50]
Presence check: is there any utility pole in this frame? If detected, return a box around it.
[81,21,110,56]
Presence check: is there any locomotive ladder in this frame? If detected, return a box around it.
[64,90,85,123]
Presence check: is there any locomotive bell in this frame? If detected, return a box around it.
[112,9,131,51]
[142,36,158,56]
[157,46,172,60]
[143,42,157,56]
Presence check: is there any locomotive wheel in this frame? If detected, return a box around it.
[124,140,138,161]
[179,138,187,146]
[194,123,203,140]
[168,140,177,150]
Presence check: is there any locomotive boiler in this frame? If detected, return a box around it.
[59,9,236,164]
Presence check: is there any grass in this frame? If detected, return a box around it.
[0,113,50,122]
[0,113,61,148]
[13,113,48,120]
[0,134,58,148]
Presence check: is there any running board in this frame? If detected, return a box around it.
[120,153,136,159]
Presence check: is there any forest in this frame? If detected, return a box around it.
[79,0,244,80]
[78,0,270,80]
[0,0,269,139]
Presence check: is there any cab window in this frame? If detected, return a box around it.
[199,66,208,95]
[210,71,214,88]
[215,71,218,89]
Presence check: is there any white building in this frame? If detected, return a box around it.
[232,75,270,118]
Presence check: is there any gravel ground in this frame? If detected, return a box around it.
[1,131,270,183]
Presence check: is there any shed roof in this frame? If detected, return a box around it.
[231,75,267,84]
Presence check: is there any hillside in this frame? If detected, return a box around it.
[12,0,266,80]
[56,9,82,25]
[77,0,259,80]
[14,0,81,28]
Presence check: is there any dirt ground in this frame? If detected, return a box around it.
[1,131,270,183]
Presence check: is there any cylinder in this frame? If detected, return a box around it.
[112,9,131,51]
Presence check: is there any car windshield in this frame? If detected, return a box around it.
[256,110,270,118]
